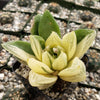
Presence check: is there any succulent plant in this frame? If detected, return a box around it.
[0,13,14,25]
[83,0,94,7]
[47,2,61,13]
[80,11,94,21]
[2,10,96,90]
[18,0,31,7]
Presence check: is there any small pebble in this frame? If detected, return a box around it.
[0,92,4,100]
[0,73,4,80]
[0,83,4,90]
[95,94,100,100]
[7,61,13,66]
[2,35,8,42]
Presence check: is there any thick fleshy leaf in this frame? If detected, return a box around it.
[42,51,54,69]
[30,35,42,61]
[52,51,67,71]
[62,31,76,61]
[29,70,57,90]
[27,58,54,75]
[74,30,96,58]
[45,32,62,48]
[39,10,61,40]
[58,57,86,82]
[2,41,34,62]
[75,29,95,43]
[34,35,45,49]
[31,14,42,35]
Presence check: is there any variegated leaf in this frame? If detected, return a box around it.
[62,31,77,61]
[27,58,54,75]
[58,57,86,82]
[29,70,57,90]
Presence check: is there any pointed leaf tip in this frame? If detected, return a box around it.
[45,31,62,48]
[39,10,61,40]
[62,31,77,61]
[74,30,96,58]
[52,51,67,71]
[42,51,54,69]
[31,14,42,35]
[75,29,96,43]
[2,41,35,62]
[30,35,42,61]
[34,35,45,49]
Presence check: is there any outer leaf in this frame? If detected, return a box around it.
[29,70,57,90]
[74,30,96,58]
[2,41,34,62]
[52,51,67,71]
[30,35,42,61]
[39,10,61,40]
[27,58,54,75]
[58,57,86,82]
[62,31,76,61]
[34,35,45,49]
[42,51,54,69]
[45,32,62,48]
[75,29,95,43]
[31,14,42,35]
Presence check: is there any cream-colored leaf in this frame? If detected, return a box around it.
[62,31,77,61]
[58,57,86,82]
[74,30,96,58]
[30,35,42,61]
[45,32,62,48]
[27,58,54,75]
[42,51,54,69]
[59,73,86,82]
[29,70,57,90]
[2,44,34,62]
[52,51,67,71]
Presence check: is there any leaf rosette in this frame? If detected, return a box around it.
[2,10,96,90]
